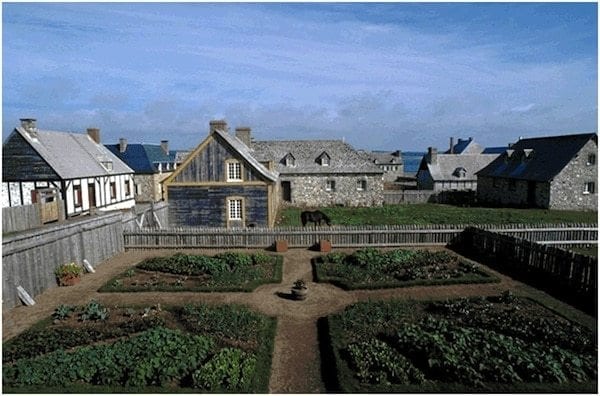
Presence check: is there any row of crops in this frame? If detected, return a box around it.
[3,249,597,392]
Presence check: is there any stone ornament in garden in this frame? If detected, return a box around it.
[54,262,83,286]
[291,279,308,300]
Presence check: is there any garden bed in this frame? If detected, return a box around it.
[313,248,498,290]
[3,301,276,393]
[99,252,283,292]
[325,294,597,393]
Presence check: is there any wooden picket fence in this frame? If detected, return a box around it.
[123,223,598,250]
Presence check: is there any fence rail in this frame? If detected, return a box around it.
[124,223,598,249]
[450,227,597,313]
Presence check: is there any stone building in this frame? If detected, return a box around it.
[252,138,384,207]
[476,133,597,210]
[362,150,404,182]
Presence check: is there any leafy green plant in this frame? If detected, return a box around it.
[124,268,135,277]
[79,300,109,322]
[54,263,83,278]
[192,348,257,392]
[52,305,75,321]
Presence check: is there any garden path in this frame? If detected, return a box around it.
[1,247,589,393]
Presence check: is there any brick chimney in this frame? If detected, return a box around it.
[427,147,438,165]
[119,138,128,153]
[449,137,454,154]
[160,140,169,155]
[235,127,252,146]
[209,120,228,134]
[87,128,101,144]
[20,118,38,137]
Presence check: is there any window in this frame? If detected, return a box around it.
[317,152,331,166]
[227,161,242,181]
[73,184,82,207]
[228,198,243,220]
[125,180,131,197]
[587,154,596,165]
[284,153,295,167]
[326,180,336,192]
[584,182,595,194]
[110,181,117,200]
[357,179,367,191]
[101,161,113,171]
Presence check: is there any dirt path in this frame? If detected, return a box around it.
[2,247,593,393]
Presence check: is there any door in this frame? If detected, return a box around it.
[282,181,291,202]
[88,183,96,209]
[527,181,536,207]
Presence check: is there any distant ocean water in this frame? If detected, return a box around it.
[402,152,425,174]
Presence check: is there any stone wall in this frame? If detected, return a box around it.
[134,172,172,202]
[549,139,597,210]
[283,174,383,207]
[477,176,551,207]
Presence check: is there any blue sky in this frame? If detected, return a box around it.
[2,2,597,151]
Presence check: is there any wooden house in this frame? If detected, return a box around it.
[477,133,597,210]
[2,119,135,218]
[163,121,280,228]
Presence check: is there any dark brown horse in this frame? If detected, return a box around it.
[300,210,331,227]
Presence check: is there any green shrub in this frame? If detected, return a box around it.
[215,252,253,269]
[79,300,109,322]
[192,348,256,392]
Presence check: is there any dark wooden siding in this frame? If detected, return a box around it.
[173,135,262,183]
[2,131,60,181]
[168,185,269,227]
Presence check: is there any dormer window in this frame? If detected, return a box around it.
[226,160,242,182]
[283,153,296,167]
[453,167,467,178]
[587,154,596,165]
[101,160,113,171]
[317,152,331,166]
[522,149,534,161]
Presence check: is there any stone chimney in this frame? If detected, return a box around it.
[87,128,101,144]
[119,138,128,153]
[449,137,454,154]
[160,140,169,155]
[427,147,438,165]
[209,120,228,134]
[20,118,38,137]
[235,127,252,146]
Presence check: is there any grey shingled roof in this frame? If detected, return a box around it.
[423,154,498,182]
[365,150,403,165]
[213,129,279,182]
[252,140,383,175]
[477,133,597,182]
[14,127,133,179]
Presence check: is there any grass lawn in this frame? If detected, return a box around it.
[277,204,597,226]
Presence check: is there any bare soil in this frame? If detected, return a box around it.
[2,247,594,393]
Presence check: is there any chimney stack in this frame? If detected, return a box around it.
[235,127,252,146]
[87,128,101,144]
[209,120,228,134]
[119,138,128,153]
[160,140,169,155]
[427,147,438,165]
[20,118,38,137]
[449,137,454,154]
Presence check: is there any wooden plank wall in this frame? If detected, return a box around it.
[2,212,124,308]
[123,223,598,250]
[453,227,597,309]
[2,200,67,234]
[121,201,169,231]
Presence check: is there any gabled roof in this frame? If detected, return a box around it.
[213,129,279,182]
[252,140,383,175]
[9,127,133,179]
[105,143,178,174]
[477,133,597,182]
[420,154,498,182]
[365,150,403,165]
[445,138,483,154]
